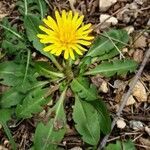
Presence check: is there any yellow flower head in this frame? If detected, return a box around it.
[37,10,94,60]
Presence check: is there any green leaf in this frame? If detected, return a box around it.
[36,0,47,19]
[17,0,48,19]
[34,88,67,150]
[24,14,41,42]
[0,18,26,55]
[0,109,11,123]
[0,61,26,86]
[85,59,138,77]
[0,80,48,108]
[86,29,129,58]
[71,77,98,101]
[16,87,50,119]
[0,60,48,108]
[98,48,120,61]
[73,95,100,145]
[90,100,111,134]
[0,88,24,108]
[105,140,136,150]
[79,30,129,74]
[35,61,64,78]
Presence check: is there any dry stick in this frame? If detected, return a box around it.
[98,48,150,150]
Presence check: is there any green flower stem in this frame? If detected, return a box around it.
[65,60,74,81]
[49,54,64,72]
[68,58,73,67]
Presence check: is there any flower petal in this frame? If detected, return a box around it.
[77,29,92,36]
[62,10,67,21]
[43,16,58,31]
[71,45,83,55]
[51,48,58,54]
[37,34,49,39]
[77,36,94,40]
[39,26,56,35]
[68,11,73,20]
[72,12,79,22]
[37,10,94,60]
[40,38,58,44]
[43,44,57,51]
[77,23,92,32]
[55,11,62,27]
[64,49,69,59]
[55,48,63,56]
[69,48,75,60]
[76,44,87,51]
[77,40,92,46]
[75,15,84,30]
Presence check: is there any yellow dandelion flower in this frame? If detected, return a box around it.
[37,10,94,60]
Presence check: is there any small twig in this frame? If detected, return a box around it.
[68,0,76,12]
[107,132,141,142]
[107,136,121,142]
[44,0,53,10]
[133,133,143,142]
[126,115,150,122]
[140,5,150,11]
[98,48,150,150]
[135,144,150,149]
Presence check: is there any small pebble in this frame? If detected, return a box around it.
[117,118,126,129]
[99,0,117,12]
[145,126,150,136]
[124,26,134,34]
[129,120,144,130]
[100,14,118,29]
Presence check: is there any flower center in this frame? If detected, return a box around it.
[56,23,76,47]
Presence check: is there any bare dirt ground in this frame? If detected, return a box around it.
[0,0,150,150]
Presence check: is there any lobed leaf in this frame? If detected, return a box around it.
[86,29,129,58]
[0,61,27,86]
[73,95,100,145]
[79,29,129,74]
[0,88,24,108]
[85,59,138,77]
[71,77,98,101]
[16,87,50,119]
[0,18,26,55]
[0,61,48,108]
[34,88,67,150]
